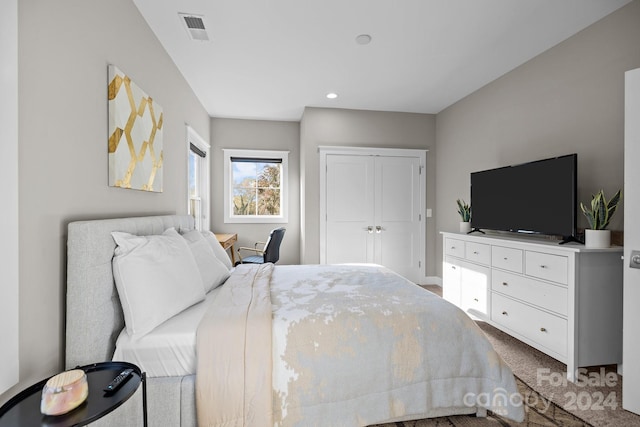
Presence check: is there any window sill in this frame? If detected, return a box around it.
[224,216,288,224]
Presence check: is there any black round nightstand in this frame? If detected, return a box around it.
[0,361,147,427]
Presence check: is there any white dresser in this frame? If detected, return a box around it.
[441,231,623,381]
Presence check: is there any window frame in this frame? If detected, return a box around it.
[187,126,210,231]
[223,148,289,224]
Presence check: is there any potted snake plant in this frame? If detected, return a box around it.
[580,189,621,248]
[457,199,471,233]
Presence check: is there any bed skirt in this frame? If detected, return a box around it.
[90,375,196,427]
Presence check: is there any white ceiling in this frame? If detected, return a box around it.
[133,0,630,121]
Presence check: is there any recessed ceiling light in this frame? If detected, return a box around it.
[326,93,338,99]
[355,34,372,45]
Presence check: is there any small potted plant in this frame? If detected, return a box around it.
[580,189,621,248]
[457,199,471,233]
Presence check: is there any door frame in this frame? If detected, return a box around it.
[623,67,640,415]
[319,146,427,280]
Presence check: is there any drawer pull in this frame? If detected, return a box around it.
[473,251,479,255]
[473,298,479,302]
[502,282,508,286]
[502,311,508,316]
[503,257,508,260]
[540,327,547,332]
[451,246,456,250]
[540,265,548,269]
[451,265,457,270]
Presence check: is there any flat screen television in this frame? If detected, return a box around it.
[470,153,578,243]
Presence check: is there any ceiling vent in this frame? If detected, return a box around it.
[179,13,209,42]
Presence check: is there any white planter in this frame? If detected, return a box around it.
[584,229,611,248]
[459,221,471,234]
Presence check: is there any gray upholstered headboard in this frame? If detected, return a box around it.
[65,215,194,369]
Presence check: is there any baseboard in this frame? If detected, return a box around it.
[423,276,442,286]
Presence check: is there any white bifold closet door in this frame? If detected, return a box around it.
[321,148,425,283]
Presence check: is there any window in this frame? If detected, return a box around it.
[187,126,210,230]
[223,149,289,223]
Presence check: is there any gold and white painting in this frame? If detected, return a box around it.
[108,65,163,192]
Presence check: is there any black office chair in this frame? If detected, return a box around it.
[236,227,286,265]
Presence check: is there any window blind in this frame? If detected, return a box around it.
[230,156,282,163]
[190,143,206,158]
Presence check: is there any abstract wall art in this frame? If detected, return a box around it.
[108,65,164,192]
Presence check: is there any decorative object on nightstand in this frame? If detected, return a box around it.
[40,369,88,416]
[0,361,147,427]
[580,189,622,248]
[457,199,471,233]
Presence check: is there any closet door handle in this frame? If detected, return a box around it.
[365,226,374,234]
[375,226,383,233]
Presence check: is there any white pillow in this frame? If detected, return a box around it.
[111,227,206,338]
[201,230,234,270]
[181,229,230,292]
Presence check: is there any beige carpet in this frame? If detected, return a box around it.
[388,284,640,427]
[371,375,590,426]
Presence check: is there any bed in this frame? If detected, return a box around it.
[65,215,524,426]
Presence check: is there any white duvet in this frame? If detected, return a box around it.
[196,263,524,426]
[115,265,524,427]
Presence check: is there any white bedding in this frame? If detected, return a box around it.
[269,264,524,424]
[114,262,524,425]
[113,286,223,377]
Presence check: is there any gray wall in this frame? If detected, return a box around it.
[0,0,19,395]
[210,118,301,265]
[2,0,210,404]
[300,107,437,278]
[435,1,640,276]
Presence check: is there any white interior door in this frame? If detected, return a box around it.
[321,147,425,283]
[325,155,374,264]
[375,156,421,281]
[623,67,640,415]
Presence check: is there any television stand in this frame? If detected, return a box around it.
[441,231,622,382]
[467,228,485,235]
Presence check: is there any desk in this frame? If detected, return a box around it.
[0,361,147,427]
[215,233,237,265]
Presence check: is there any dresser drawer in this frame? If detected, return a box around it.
[443,256,462,306]
[459,260,490,318]
[525,251,568,284]
[492,293,567,357]
[445,238,465,258]
[465,242,490,265]
[492,246,523,273]
[461,281,490,318]
[492,270,568,316]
